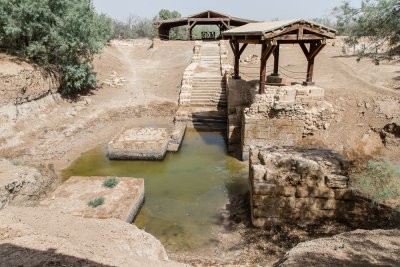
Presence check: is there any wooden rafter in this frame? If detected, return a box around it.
[223,19,335,89]
[263,23,335,40]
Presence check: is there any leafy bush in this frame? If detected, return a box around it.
[353,157,400,207]
[0,0,113,95]
[87,197,104,208]
[103,177,118,188]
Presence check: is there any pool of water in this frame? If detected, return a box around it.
[61,129,248,252]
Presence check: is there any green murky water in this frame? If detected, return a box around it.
[61,129,248,252]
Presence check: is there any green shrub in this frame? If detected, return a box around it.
[87,197,104,208]
[353,157,400,207]
[103,177,118,188]
[0,0,113,95]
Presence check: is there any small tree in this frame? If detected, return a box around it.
[333,0,400,60]
[0,0,113,95]
[153,9,187,40]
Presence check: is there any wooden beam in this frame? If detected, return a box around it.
[299,43,309,57]
[229,40,237,55]
[298,26,304,39]
[261,41,276,62]
[189,21,197,29]
[303,40,326,84]
[188,18,230,22]
[307,40,326,61]
[273,43,280,75]
[233,39,261,44]
[234,42,240,79]
[306,57,315,83]
[238,43,248,56]
[260,42,277,94]
[264,24,300,39]
[273,34,323,41]
[264,23,335,39]
[302,25,335,38]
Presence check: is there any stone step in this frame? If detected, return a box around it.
[193,80,226,84]
[190,103,227,108]
[192,83,225,87]
[191,92,226,96]
[191,113,226,120]
[191,96,221,101]
[191,98,227,103]
[191,94,226,98]
[188,122,226,130]
[191,88,226,92]
[190,99,227,104]
[191,91,226,95]
[191,99,227,105]
[192,86,226,90]
[193,79,225,81]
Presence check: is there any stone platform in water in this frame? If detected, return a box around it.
[40,176,144,223]
[167,122,187,152]
[108,127,169,160]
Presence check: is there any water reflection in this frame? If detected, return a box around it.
[62,129,248,252]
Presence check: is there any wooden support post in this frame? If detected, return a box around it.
[260,43,267,94]
[272,43,280,76]
[299,40,326,86]
[187,22,191,40]
[306,57,315,83]
[229,41,248,79]
[259,42,277,94]
[234,42,240,79]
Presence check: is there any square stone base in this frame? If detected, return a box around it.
[40,176,144,223]
[266,75,286,86]
[108,127,169,160]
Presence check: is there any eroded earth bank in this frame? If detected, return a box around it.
[1,39,399,266]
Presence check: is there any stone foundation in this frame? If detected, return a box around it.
[108,127,169,160]
[167,122,187,152]
[40,176,144,223]
[249,146,355,227]
[226,78,335,160]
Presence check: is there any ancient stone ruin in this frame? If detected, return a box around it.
[40,176,144,223]
[108,127,169,160]
[249,146,355,227]
[226,79,334,160]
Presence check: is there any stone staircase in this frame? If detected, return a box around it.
[188,109,227,130]
[190,43,227,108]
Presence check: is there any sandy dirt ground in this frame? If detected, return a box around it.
[229,41,400,164]
[0,39,399,266]
[0,206,184,267]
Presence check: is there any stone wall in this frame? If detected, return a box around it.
[226,78,258,152]
[175,41,201,110]
[226,80,335,160]
[219,40,233,76]
[249,146,355,227]
[108,128,169,160]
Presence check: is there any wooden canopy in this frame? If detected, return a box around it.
[222,19,337,93]
[153,10,256,40]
